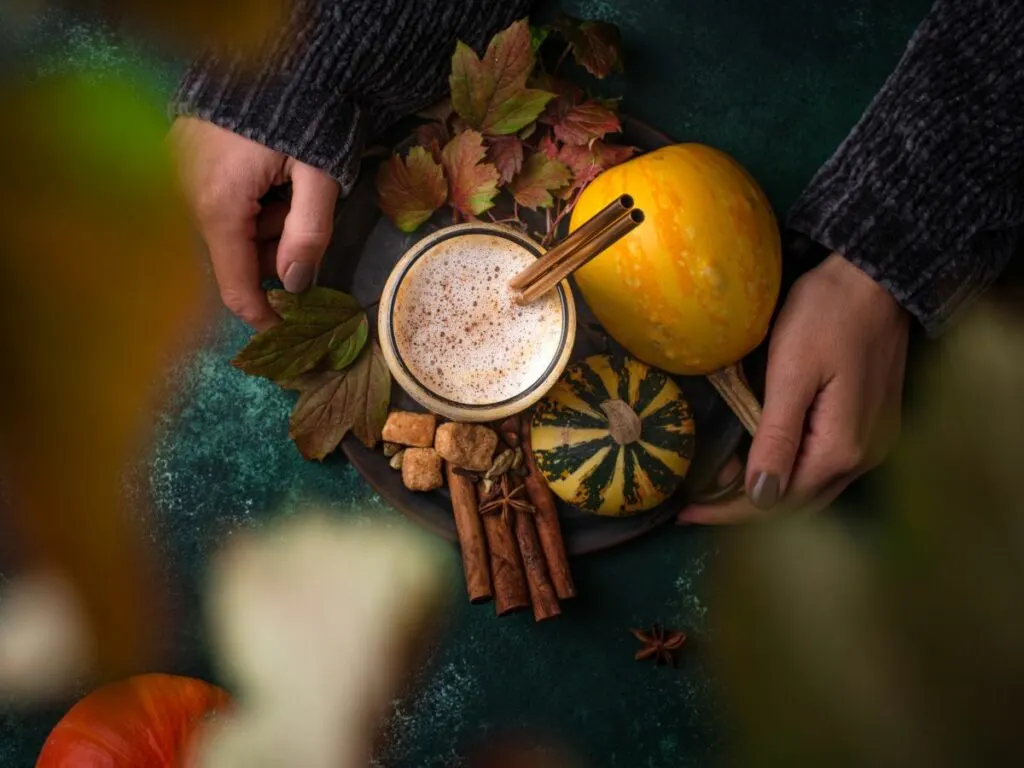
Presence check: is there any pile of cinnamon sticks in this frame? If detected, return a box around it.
[446,414,575,621]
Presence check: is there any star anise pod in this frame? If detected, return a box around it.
[479,475,534,526]
[630,624,687,667]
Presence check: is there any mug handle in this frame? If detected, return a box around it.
[687,460,747,505]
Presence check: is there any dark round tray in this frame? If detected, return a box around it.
[319,116,749,556]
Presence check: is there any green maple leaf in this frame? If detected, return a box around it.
[441,129,500,217]
[231,288,368,383]
[509,151,572,210]
[449,18,555,135]
[552,14,624,79]
[288,341,392,459]
[376,146,448,233]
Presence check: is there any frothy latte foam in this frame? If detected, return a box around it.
[392,233,564,406]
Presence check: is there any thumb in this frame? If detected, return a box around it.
[745,353,818,510]
[277,163,340,293]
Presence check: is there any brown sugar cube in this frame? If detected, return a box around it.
[382,411,437,448]
[434,423,498,472]
[401,448,443,492]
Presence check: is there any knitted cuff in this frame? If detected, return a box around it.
[787,0,1024,336]
[172,55,373,194]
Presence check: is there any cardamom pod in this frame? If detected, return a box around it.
[485,448,515,480]
[383,442,401,458]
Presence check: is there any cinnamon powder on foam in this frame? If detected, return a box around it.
[393,234,564,406]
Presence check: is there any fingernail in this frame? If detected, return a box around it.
[283,262,316,293]
[749,472,779,510]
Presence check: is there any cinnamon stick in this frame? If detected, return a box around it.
[521,419,576,600]
[445,462,492,604]
[478,484,529,616]
[511,481,561,622]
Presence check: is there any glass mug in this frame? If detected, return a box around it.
[378,223,577,423]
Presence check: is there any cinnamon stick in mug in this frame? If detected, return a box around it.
[478,484,529,616]
[521,419,576,600]
[445,462,492,604]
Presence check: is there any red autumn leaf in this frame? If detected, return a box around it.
[375,146,447,233]
[553,14,624,79]
[509,151,572,210]
[592,141,638,169]
[557,144,603,191]
[553,100,621,146]
[537,75,584,126]
[487,135,524,185]
[414,120,451,153]
[441,129,500,217]
[538,133,559,159]
[449,19,555,135]
[557,141,639,197]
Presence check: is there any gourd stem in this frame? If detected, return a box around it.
[600,399,642,445]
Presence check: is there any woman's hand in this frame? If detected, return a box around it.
[170,117,340,330]
[680,254,910,524]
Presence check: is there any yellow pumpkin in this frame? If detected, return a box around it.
[570,144,781,375]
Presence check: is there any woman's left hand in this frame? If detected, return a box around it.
[679,253,911,525]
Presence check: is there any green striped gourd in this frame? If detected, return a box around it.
[530,354,695,516]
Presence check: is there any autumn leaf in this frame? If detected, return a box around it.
[449,19,555,135]
[487,135,524,185]
[557,144,603,192]
[509,152,572,210]
[414,121,451,154]
[232,288,369,383]
[530,24,551,54]
[442,130,500,217]
[553,13,624,79]
[557,141,638,197]
[592,141,638,169]
[537,78,585,128]
[376,146,447,233]
[538,133,559,159]
[288,341,391,459]
[553,100,621,145]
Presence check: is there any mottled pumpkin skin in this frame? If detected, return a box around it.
[531,354,695,516]
[36,674,230,768]
[570,144,781,375]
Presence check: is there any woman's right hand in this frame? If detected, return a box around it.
[169,116,340,330]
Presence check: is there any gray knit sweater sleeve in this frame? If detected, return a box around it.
[171,0,533,194]
[788,0,1024,335]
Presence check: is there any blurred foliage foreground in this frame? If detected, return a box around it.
[2,72,1024,766]
[711,304,1024,768]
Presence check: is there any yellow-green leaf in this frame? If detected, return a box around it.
[441,130,500,217]
[375,146,447,233]
[509,152,572,210]
[449,19,554,136]
[232,288,368,383]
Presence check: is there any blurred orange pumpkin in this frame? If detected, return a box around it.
[570,143,781,375]
[36,674,230,767]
